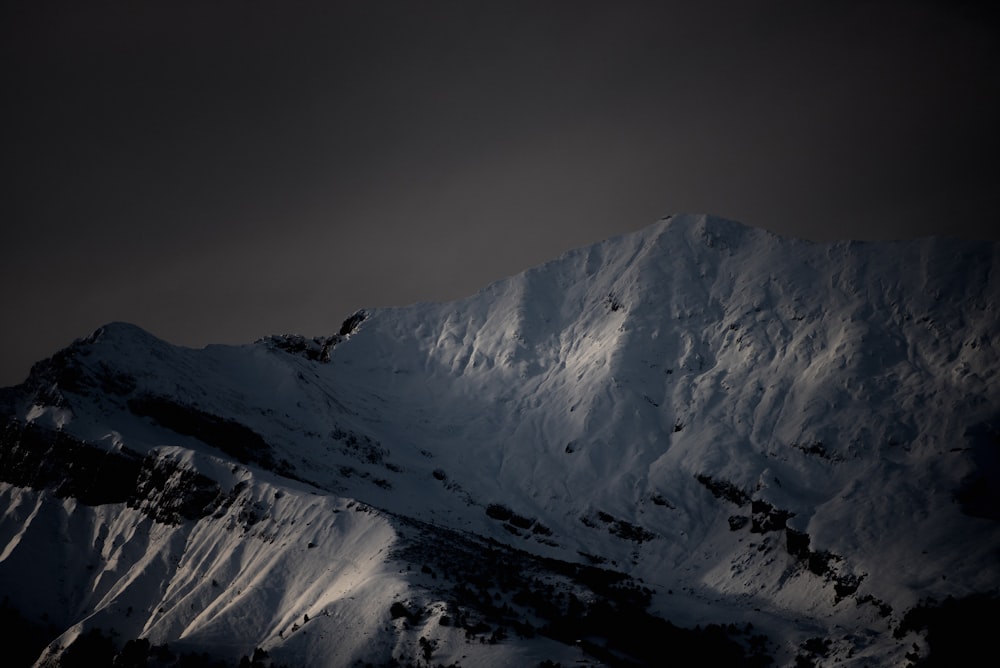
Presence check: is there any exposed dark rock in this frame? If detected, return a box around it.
[585,511,656,543]
[696,474,751,506]
[751,500,794,534]
[895,593,1000,666]
[338,310,368,336]
[331,427,389,467]
[807,550,837,577]
[0,420,141,506]
[531,522,553,536]
[857,594,893,618]
[390,601,415,621]
[791,442,833,459]
[607,518,656,543]
[605,293,624,312]
[0,419,227,524]
[833,573,863,601]
[785,528,811,560]
[262,334,338,363]
[783,526,863,601]
[130,455,227,523]
[486,503,513,521]
[128,395,279,471]
[650,493,674,508]
[392,514,761,667]
[502,523,522,536]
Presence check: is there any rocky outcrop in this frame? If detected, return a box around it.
[127,395,282,473]
[0,419,228,524]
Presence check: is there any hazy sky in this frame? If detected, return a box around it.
[2,1,998,386]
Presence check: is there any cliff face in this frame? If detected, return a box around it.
[2,215,998,666]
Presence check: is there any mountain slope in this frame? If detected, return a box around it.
[2,214,998,666]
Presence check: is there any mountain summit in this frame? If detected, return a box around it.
[2,214,998,666]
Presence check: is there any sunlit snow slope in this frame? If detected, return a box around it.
[2,214,998,667]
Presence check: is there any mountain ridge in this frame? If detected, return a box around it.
[2,214,998,666]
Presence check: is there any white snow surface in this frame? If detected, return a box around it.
[2,214,998,666]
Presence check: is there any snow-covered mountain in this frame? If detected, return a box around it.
[2,214,998,667]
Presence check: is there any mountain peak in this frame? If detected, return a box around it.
[2,218,998,667]
[87,320,158,342]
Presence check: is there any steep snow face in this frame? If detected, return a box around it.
[0,472,583,668]
[0,474,403,666]
[325,214,999,596]
[2,214,999,666]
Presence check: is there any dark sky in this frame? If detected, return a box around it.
[2,0,998,387]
